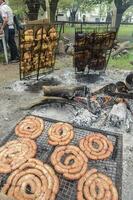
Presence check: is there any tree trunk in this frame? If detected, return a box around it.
[70,10,77,27]
[49,0,59,22]
[40,0,46,11]
[115,9,123,32]
[113,0,131,32]
[27,12,39,21]
[70,11,77,22]
[25,0,40,21]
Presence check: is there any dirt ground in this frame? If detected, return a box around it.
[0,56,133,199]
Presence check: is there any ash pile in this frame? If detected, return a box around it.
[31,73,133,134]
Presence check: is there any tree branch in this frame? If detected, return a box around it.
[123,0,133,11]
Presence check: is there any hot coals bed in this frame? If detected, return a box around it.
[0,116,122,200]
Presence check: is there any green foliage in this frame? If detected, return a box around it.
[124,5,133,20]
[59,0,72,9]
[59,0,81,11]
[83,0,112,6]
[58,0,133,12]
[8,0,26,17]
[58,0,113,17]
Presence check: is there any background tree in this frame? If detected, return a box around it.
[8,0,25,18]
[40,0,46,12]
[24,0,59,22]
[25,0,40,20]
[114,0,133,30]
[83,0,133,30]
[9,0,59,22]
[49,0,59,22]
[59,0,83,22]
[123,6,133,22]
[59,0,113,22]
[8,0,133,28]
[9,0,40,20]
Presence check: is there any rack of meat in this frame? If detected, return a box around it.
[74,28,116,73]
[19,23,60,80]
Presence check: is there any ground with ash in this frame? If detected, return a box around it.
[0,57,133,199]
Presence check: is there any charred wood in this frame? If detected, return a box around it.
[108,102,127,127]
[42,85,89,99]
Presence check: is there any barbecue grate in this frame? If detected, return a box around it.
[73,29,116,74]
[0,116,122,200]
[19,22,63,80]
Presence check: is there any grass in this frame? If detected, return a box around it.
[118,25,133,41]
[61,24,133,42]
[61,24,133,70]
[109,51,133,70]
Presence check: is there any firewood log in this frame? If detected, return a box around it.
[42,85,89,99]
[111,41,130,58]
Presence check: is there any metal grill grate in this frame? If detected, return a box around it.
[73,29,116,73]
[0,116,122,200]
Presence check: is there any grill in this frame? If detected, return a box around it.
[19,22,63,80]
[0,116,122,200]
[73,28,116,74]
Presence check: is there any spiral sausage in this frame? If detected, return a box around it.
[15,116,44,139]
[77,168,118,200]
[79,133,113,160]
[51,145,88,180]
[0,138,37,173]
[48,122,74,146]
[2,159,59,200]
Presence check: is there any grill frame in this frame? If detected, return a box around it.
[0,116,122,200]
